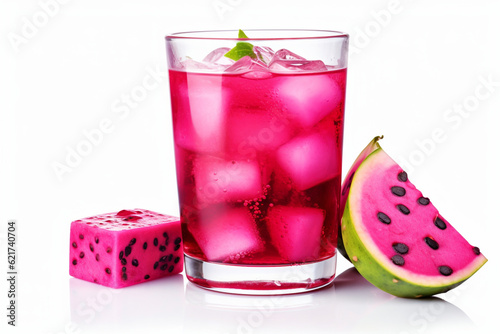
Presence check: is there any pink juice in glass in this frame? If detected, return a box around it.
[169,67,346,266]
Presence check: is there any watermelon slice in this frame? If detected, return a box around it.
[341,137,487,297]
[338,136,383,260]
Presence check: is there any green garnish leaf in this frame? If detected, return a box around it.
[224,42,256,61]
[238,29,249,39]
[224,29,257,61]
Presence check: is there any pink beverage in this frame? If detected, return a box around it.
[166,30,348,294]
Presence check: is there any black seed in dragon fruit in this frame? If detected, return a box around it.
[69,209,183,288]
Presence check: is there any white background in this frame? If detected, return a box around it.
[1,0,499,333]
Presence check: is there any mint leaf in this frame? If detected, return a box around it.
[224,42,256,61]
[224,29,257,61]
[238,29,249,39]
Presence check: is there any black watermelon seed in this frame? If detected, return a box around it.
[79,234,84,240]
[473,247,481,255]
[95,254,100,261]
[438,266,453,276]
[377,212,391,224]
[154,238,158,247]
[393,243,409,255]
[95,236,99,244]
[397,171,408,182]
[174,256,180,264]
[425,237,439,250]
[163,232,168,238]
[106,247,112,253]
[105,268,111,274]
[168,254,173,262]
[129,238,136,246]
[418,197,430,205]
[119,251,124,259]
[72,259,77,265]
[125,246,132,256]
[122,266,126,272]
[144,275,150,280]
[160,263,168,271]
[143,242,148,250]
[391,255,405,266]
[93,279,98,283]
[159,245,166,252]
[174,237,182,245]
[79,252,85,259]
[391,186,406,197]
[165,237,169,246]
[434,216,447,230]
[72,242,77,248]
[160,256,168,262]
[154,262,159,269]
[122,273,128,281]
[397,204,410,215]
[132,259,139,267]
[174,244,181,251]
[168,265,174,273]
[121,258,127,265]
[89,244,94,252]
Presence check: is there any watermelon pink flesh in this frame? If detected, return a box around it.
[188,207,263,262]
[346,148,487,292]
[69,209,183,288]
[266,206,325,262]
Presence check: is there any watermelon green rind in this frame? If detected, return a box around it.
[342,147,488,298]
[338,136,383,261]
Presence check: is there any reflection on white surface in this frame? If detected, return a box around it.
[331,268,473,333]
[67,268,474,334]
[183,267,474,334]
[69,274,184,334]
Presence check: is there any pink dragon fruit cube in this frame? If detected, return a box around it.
[69,209,183,288]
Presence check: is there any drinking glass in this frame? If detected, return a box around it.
[166,29,348,295]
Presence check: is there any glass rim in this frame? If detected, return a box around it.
[166,29,348,41]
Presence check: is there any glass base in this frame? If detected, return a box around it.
[184,254,337,295]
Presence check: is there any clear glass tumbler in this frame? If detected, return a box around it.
[166,29,348,295]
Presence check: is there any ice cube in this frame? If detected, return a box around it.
[266,206,325,262]
[226,109,293,158]
[172,74,226,153]
[268,48,328,72]
[253,46,275,64]
[277,74,342,127]
[225,56,253,73]
[272,49,306,61]
[180,58,226,72]
[225,55,268,72]
[194,156,263,204]
[203,47,232,64]
[189,206,262,262]
[276,130,341,190]
[269,59,328,72]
